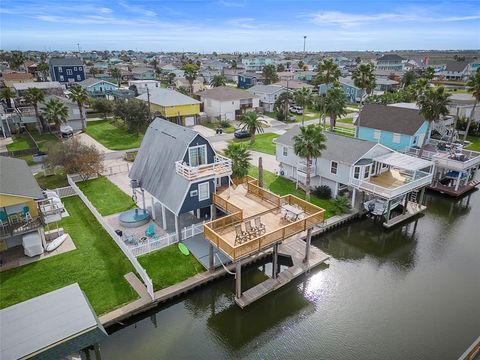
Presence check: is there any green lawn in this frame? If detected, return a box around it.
[466,136,480,151]
[248,167,336,219]
[337,117,353,124]
[35,170,68,189]
[264,107,321,123]
[86,120,144,150]
[6,135,32,151]
[77,177,135,216]
[0,196,138,315]
[31,133,58,152]
[203,121,236,134]
[6,132,58,165]
[138,245,205,291]
[232,133,279,155]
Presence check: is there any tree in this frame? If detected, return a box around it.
[68,84,89,131]
[298,60,304,69]
[150,58,159,72]
[293,124,327,200]
[114,100,130,126]
[422,67,435,81]
[24,88,46,131]
[210,75,226,87]
[224,143,251,178]
[129,84,138,96]
[402,70,418,88]
[294,87,313,125]
[412,77,429,98]
[124,99,149,134]
[168,72,176,84]
[231,59,237,69]
[89,67,99,78]
[92,98,114,119]
[417,87,450,157]
[273,91,294,122]
[464,72,480,141]
[109,67,122,86]
[0,87,16,108]
[262,64,278,85]
[355,56,361,64]
[41,98,69,127]
[46,138,104,181]
[36,62,49,81]
[277,63,285,72]
[9,52,24,70]
[324,84,348,130]
[314,59,341,88]
[239,111,266,144]
[181,63,199,94]
[177,86,189,95]
[352,63,376,135]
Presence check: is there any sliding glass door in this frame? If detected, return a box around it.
[189,145,207,167]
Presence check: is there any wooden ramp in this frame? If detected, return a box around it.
[383,201,427,229]
[235,237,330,308]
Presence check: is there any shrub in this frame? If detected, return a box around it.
[332,195,351,215]
[313,185,332,199]
[219,120,230,128]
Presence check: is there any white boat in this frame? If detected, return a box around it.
[364,198,402,216]
[45,234,68,252]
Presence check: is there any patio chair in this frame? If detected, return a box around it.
[0,211,7,226]
[23,206,32,221]
[145,223,155,237]
[254,217,266,234]
[124,234,138,246]
[245,220,257,238]
[234,224,248,245]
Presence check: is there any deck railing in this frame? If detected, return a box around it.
[0,217,43,240]
[175,155,232,181]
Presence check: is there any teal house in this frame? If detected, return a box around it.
[356,103,430,151]
[79,78,118,98]
[319,76,362,103]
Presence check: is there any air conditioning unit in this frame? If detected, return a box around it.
[130,179,141,188]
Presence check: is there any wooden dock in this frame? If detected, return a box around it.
[428,180,480,197]
[235,236,330,308]
[383,201,426,229]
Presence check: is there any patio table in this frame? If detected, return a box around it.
[282,204,304,221]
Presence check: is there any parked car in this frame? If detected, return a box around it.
[60,125,74,138]
[289,105,304,114]
[234,129,250,139]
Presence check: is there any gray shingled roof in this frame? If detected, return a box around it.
[137,88,200,106]
[445,60,469,72]
[0,156,43,199]
[377,54,405,62]
[79,77,117,88]
[196,86,257,101]
[0,284,107,360]
[247,84,284,95]
[356,103,425,136]
[276,127,377,165]
[48,57,84,66]
[129,118,199,214]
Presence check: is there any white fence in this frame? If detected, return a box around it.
[52,186,77,198]
[181,221,205,240]
[67,175,154,299]
[130,233,177,257]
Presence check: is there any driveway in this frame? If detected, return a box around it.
[75,133,114,154]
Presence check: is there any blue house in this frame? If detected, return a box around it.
[237,73,262,89]
[49,57,86,84]
[78,78,118,98]
[356,103,430,151]
[318,76,362,103]
[129,119,233,239]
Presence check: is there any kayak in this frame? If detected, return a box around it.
[45,234,68,252]
[178,243,190,256]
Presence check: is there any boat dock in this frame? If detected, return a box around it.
[236,236,330,308]
[429,180,480,197]
[383,201,427,229]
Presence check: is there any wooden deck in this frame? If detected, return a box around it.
[235,236,330,308]
[216,185,276,218]
[369,169,410,189]
[428,180,480,197]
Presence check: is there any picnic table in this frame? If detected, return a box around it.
[282,204,304,221]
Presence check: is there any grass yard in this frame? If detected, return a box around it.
[466,136,480,151]
[6,135,32,151]
[337,117,354,124]
[31,133,58,152]
[138,245,205,291]
[77,177,135,216]
[203,121,236,134]
[248,166,337,219]
[264,108,321,123]
[86,120,144,150]
[232,133,279,155]
[0,196,138,315]
[35,170,68,189]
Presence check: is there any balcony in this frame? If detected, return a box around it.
[0,217,43,240]
[175,155,232,181]
[350,169,433,199]
[204,176,325,261]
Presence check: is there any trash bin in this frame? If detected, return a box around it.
[115,229,123,237]
[216,128,223,134]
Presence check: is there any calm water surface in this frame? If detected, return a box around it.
[101,191,480,360]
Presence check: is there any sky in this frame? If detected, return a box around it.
[1,0,479,52]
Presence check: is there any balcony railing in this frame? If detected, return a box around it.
[350,170,433,199]
[175,155,232,181]
[403,144,480,171]
[0,217,43,240]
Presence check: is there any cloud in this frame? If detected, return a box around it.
[217,0,246,8]
[118,1,156,17]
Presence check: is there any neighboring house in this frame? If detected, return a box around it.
[448,93,480,123]
[12,81,64,97]
[44,95,83,130]
[246,84,285,112]
[356,103,430,151]
[222,67,245,83]
[376,54,405,72]
[137,88,201,126]
[174,77,205,93]
[78,78,118,98]
[128,80,162,95]
[318,76,362,103]
[195,86,260,121]
[241,57,274,71]
[129,119,232,239]
[440,60,471,81]
[373,69,405,79]
[277,72,295,81]
[293,71,317,82]
[237,73,263,89]
[49,57,86,84]
[273,80,314,91]
[131,67,156,80]
[2,72,34,88]
[375,78,400,92]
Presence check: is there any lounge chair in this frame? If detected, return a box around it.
[234,224,248,244]
[254,217,266,234]
[245,220,257,238]
[124,234,138,246]
[145,223,155,237]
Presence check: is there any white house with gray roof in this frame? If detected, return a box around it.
[247,84,285,112]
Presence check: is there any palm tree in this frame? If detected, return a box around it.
[0,87,16,108]
[293,124,327,200]
[109,67,122,86]
[42,98,69,127]
[68,84,90,131]
[324,84,348,130]
[294,87,313,125]
[315,59,341,88]
[224,143,252,178]
[402,70,417,88]
[464,72,480,141]
[417,87,450,157]
[352,63,376,136]
[210,75,226,87]
[181,63,199,94]
[412,77,429,98]
[24,88,46,131]
[89,67,99,78]
[422,67,435,81]
[36,62,49,81]
[262,64,278,85]
[239,111,266,144]
[273,91,294,122]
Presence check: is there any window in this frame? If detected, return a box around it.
[190,190,198,197]
[393,133,401,144]
[58,67,62,73]
[412,136,418,145]
[364,165,370,178]
[74,67,77,71]
[353,166,360,179]
[283,146,288,157]
[66,69,73,75]
[198,182,210,201]
[330,161,338,174]
[374,130,381,140]
[76,75,81,80]
[79,66,83,71]
[189,145,207,167]
[59,75,64,81]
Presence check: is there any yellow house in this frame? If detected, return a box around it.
[137,88,201,127]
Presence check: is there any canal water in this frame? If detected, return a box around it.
[100,191,480,360]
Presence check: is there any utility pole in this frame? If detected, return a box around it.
[77,43,80,53]
[303,36,307,55]
[146,86,152,121]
